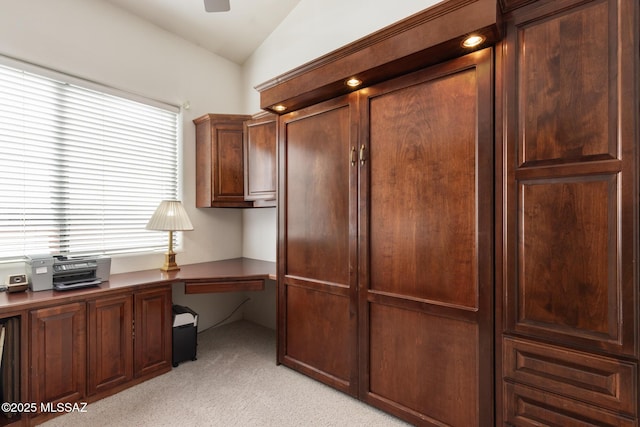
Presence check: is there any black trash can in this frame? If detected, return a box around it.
[172,304,198,367]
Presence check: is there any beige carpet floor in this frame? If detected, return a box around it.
[41,320,409,426]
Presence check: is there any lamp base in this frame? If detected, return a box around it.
[161,252,180,272]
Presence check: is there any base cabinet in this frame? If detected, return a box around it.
[133,287,172,378]
[87,294,133,396]
[28,285,172,423]
[30,302,87,407]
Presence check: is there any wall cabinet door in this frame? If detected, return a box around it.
[194,113,253,207]
[278,94,359,396]
[134,287,172,379]
[30,302,86,406]
[244,112,277,204]
[358,48,495,426]
[87,293,133,396]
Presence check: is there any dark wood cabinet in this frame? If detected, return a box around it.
[243,112,277,205]
[194,113,253,208]
[278,94,359,395]
[30,302,86,407]
[133,287,172,379]
[359,49,495,426]
[87,293,133,396]
[28,285,171,424]
[500,0,639,424]
[278,49,495,425]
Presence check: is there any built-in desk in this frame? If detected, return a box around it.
[0,257,276,427]
[0,257,276,314]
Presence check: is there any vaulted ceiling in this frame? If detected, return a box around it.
[103,0,301,65]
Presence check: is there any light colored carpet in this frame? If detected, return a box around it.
[41,320,409,426]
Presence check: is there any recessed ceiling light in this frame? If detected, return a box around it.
[462,35,485,48]
[272,105,287,112]
[346,78,362,88]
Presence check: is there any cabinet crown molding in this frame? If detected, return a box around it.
[257,0,501,114]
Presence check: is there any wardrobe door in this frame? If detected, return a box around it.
[501,0,639,423]
[359,48,494,426]
[278,94,359,395]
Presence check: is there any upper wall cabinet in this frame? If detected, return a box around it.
[194,113,253,208]
[243,112,277,206]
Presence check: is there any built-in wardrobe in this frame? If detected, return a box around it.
[258,0,639,425]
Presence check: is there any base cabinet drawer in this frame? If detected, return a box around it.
[504,337,637,416]
[505,382,636,427]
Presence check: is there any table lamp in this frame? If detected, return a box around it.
[145,200,194,271]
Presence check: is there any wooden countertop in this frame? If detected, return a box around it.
[0,257,276,314]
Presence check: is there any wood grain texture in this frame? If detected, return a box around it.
[193,114,253,207]
[505,382,635,427]
[368,67,478,308]
[133,287,172,379]
[358,49,495,425]
[278,94,359,396]
[518,176,616,339]
[0,258,276,315]
[184,279,264,293]
[30,302,87,406]
[368,304,479,426]
[284,286,352,389]
[501,0,639,424]
[284,102,351,285]
[87,294,134,396]
[243,113,277,201]
[503,0,637,356]
[504,337,636,415]
[518,0,614,166]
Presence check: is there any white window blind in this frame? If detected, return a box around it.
[0,62,179,260]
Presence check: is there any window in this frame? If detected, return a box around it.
[0,60,179,261]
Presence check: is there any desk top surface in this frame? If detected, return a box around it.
[0,257,276,314]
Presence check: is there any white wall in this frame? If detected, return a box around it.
[0,0,249,329]
[240,0,443,264]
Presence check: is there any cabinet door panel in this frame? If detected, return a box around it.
[194,114,253,207]
[244,114,277,201]
[87,293,133,396]
[30,302,86,405]
[504,0,637,355]
[369,304,479,426]
[216,126,246,198]
[278,94,358,395]
[285,286,351,389]
[517,0,614,167]
[360,48,494,425]
[134,287,172,378]
[368,66,479,309]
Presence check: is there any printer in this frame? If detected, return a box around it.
[26,255,111,292]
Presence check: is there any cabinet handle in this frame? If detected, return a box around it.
[359,144,366,166]
[351,146,357,166]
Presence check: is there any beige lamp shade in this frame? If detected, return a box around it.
[145,200,193,271]
[146,200,194,231]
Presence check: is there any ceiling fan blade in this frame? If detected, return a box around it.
[204,0,230,12]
